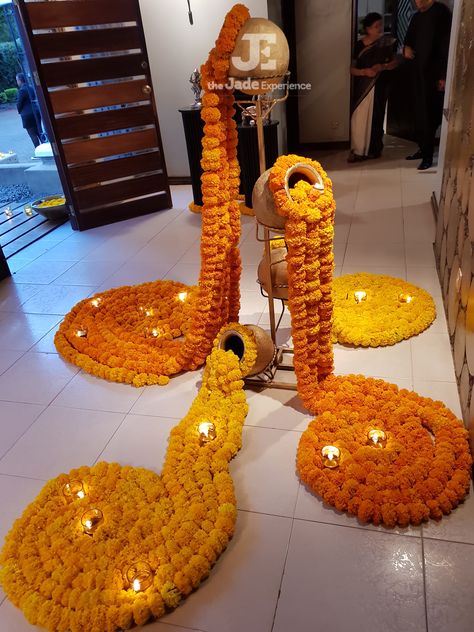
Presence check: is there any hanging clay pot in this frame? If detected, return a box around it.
[252,162,325,230]
[217,324,276,377]
[257,246,288,300]
[228,18,289,95]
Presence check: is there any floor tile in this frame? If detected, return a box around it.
[230,425,300,517]
[131,371,201,419]
[403,202,436,242]
[405,240,436,267]
[96,261,171,292]
[334,339,412,380]
[344,241,405,268]
[4,256,33,274]
[0,401,44,460]
[0,599,46,631]
[52,260,119,286]
[425,539,474,632]
[355,183,402,212]
[30,328,59,354]
[0,282,42,312]
[98,414,176,473]
[0,406,125,480]
[12,260,75,284]
[164,511,292,632]
[0,350,24,376]
[31,238,98,262]
[0,313,61,351]
[402,179,435,206]
[412,379,462,418]
[341,265,406,279]
[20,285,96,315]
[273,520,426,632]
[348,207,404,243]
[406,265,442,294]
[244,388,310,432]
[0,352,78,404]
[239,291,265,324]
[411,334,456,381]
[0,474,45,544]
[53,371,144,413]
[423,483,474,545]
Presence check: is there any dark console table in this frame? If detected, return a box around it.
[179,106,279,207]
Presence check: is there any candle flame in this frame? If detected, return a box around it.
[354,291,367,303]
[178,291,188,302]
[77,490,85,499]
[133,579,141,592]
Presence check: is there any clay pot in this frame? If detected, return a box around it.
[229,18,289,95]
[252,162,325,230]
[257,246,288,300]
[217,324,276,377]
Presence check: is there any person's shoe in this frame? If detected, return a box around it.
[417,160,433,171]
[406,151,422,160]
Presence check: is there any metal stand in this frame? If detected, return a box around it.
[235,81,296,390]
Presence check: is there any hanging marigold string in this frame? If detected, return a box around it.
[54,4,250,386]
[269,154,472,528]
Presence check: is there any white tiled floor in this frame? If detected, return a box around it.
[0,139,472,632]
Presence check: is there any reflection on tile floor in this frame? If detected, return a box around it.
[0,140,471,632]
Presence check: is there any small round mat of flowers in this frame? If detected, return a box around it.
[0,325,253,631]
[54,3,250,386]
[332,272,436,347]
[270,155,472,528]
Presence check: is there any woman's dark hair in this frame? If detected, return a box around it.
[362,12,382,31]
[16,73,26,84]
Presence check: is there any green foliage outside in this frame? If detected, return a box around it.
[0,41,20,93]
[4,87,18,102]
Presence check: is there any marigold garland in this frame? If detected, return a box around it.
[189,197,254,216]
[55,4,251,386]
[0,334,253,631]
[296,374,472,527]
[269,155,472,527]
[332,273,436,346]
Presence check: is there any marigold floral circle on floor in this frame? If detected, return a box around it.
[0,326,252,631]
[332,273,436,347]
[296,374,472,528]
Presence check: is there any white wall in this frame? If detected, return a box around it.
[295,0,352,144]
[139,0,268,178]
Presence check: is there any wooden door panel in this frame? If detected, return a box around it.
[27,0,140,29]
[50,80,148,113]
[63,128,158,164]
[78,192,170,230]
[69,151,163,188]
[56,105,155,139]
[42,54,144,87]
[34,27,142,59]
[75,173,166,209]
[18,0,171,230]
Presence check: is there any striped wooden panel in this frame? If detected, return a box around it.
[56,104,155,139]
[34,27,142,59]
[42,54,144,87]
[27,0,139,29]
[62,128,158,164]
[69,151,162,187]
[49,80,148,113]
[75,173,166,209]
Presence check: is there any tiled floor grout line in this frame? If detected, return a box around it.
[270,515,295,632]
[0,471,47,482]
[421,534,430,632]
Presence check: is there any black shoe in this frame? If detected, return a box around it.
[406,151,422,160]
[417,160,433,171]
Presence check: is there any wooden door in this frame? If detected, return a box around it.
[15,0,172,230]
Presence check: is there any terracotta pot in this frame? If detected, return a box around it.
[257,246,288,300]
[252,162,325,230]
[229,18,289,95]
[217,324,276,377]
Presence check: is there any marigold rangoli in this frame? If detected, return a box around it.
[332,273,436,347]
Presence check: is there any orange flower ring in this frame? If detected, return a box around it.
[297,375,472,528]
[54,4,251,386]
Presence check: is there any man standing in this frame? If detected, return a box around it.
[404,0,452,170]
[16,73,43,148]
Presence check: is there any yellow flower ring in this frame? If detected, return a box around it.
[297,374,472,528]
[0,343,250,631]
[332,273,436,347]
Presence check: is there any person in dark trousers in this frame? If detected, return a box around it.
[16,73,43,148]
[404,0,452,170]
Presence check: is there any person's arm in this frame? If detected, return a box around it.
[434,5,452,88]
[16,87,27,114]
[403,15,417,59]
[351,66,376,77]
